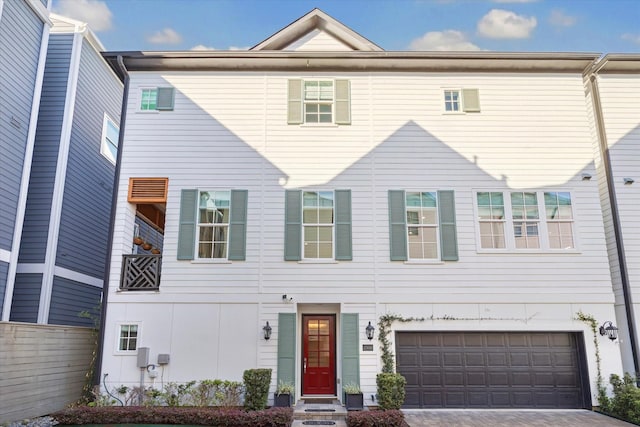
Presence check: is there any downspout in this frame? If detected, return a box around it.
[94,55,129,385]
[588,67,640,379]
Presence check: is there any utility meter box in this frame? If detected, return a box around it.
[137,347,150,368]
[157,354,170,365]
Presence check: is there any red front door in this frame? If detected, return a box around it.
[302,315,336,395]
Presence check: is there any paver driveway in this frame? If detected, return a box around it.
[402,409,634,426]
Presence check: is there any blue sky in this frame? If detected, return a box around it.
[52,0,640,53]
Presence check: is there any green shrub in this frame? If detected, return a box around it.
[243,368,272,410]
[346,409,404,427]
[161,380,196,406]
[52,406,293,426]
[376,373,406,410]
[189,379,244,407]
[600,373,640,424]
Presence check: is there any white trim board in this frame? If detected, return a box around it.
[16,264,102,288]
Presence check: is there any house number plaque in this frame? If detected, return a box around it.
[362,344,374,351]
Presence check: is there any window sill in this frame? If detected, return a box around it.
[476,249,581,255]
[300,123,339,128]
[403,260,445,265]
[190,259,233,264]
[298,260,339,264]
[136,110,160,114]
[114,351,138,356]
[442,111,465,115]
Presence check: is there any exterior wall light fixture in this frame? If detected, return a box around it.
[581,173,592,181]
[263,321,272,340]
[366,321,375,340]
[624,178,634,185]
[599,321,618,341]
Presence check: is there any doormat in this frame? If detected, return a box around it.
[302,422,336,426]
[303,399,336,404]
[304,408,336,412]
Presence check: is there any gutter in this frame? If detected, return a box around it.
[587,68,640,380]
[94,55,129,385]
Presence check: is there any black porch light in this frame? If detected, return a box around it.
[263,321,272,340]
[599,321,618,341]
[365,321,375,340]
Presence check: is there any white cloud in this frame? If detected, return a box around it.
[229,46,250,51]
[549,9,576,27]
[477,9,537,39]
[622,33,640,45]
[54,0,112,31]
[409,30,482,51]
[191,45,216,51]
[147,28,183,45]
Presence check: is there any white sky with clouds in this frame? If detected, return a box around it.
[51,0,640,53]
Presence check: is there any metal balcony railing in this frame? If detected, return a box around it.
[120,254,161,291]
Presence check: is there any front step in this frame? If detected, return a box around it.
[292,399,348,425]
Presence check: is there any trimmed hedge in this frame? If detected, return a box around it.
[346,410,405,427]
[376,373,406,410]
[52,406,293,426]
[243,368,272,410]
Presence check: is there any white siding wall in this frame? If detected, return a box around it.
[596,74,640,374]
[102,71,618,399]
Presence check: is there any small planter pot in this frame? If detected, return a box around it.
[344,392,364,411]
[273,392,293,407]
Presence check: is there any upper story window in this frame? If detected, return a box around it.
[388,190,458,262]
[285,189,352,261]
[288,79,351,125]
[443,88,481,113]
[177,189,248,261]
[406,192,439,260]
[100,114,119,164]
[475,190,575,251]
[198,191,231,259]
[303,191,334,259]
[139,87,175,111]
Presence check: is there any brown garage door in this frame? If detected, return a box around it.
[396,332,590,409]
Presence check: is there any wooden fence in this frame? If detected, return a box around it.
[0,322,94,423]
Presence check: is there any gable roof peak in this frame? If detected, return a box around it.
[251,8,383,52]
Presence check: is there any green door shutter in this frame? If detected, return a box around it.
[228,190,248,261]
[341,313,360,389]
[438,190,458,261]
[284,190,302,261]
[388,190,407,261]
[335,189,352,261]
[335,80,351,125]
[277,313,297,388]
[156,87,175,110]
[177,189,197,260]
[288,80,303,124]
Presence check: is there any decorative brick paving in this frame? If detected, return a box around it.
[402,409,635,426]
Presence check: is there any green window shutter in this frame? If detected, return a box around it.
[284,190,302,261]
[335,189,352,261]
[462,88,480,113]
[334,80,351,125]
[156,87,175,111]
[177,189,197,260]
[341,313,360,389]
[277,313,297,387]
[438,190,458,261]
[228,190,248,261]
[388,190,407,261]
[288,80,303,124]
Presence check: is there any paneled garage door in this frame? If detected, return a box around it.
[396,332,590,409]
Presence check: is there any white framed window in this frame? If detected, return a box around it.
[302,191,334,259]
[100,114,119,164]
[304,80,334,123]
[197,190,230,259]
[443,88,481,113]
[475,190,575,251]
[116,323,140,353]
[406,191,439,260]
[140,88,158,111]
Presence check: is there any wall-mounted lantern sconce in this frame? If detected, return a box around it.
[581,173,592,181]
[365,321,375,340]
[263,321,272,340]
[624,178,635,185]
[599,321,618,341]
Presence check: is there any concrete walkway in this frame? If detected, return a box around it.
[402,409,635,426]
